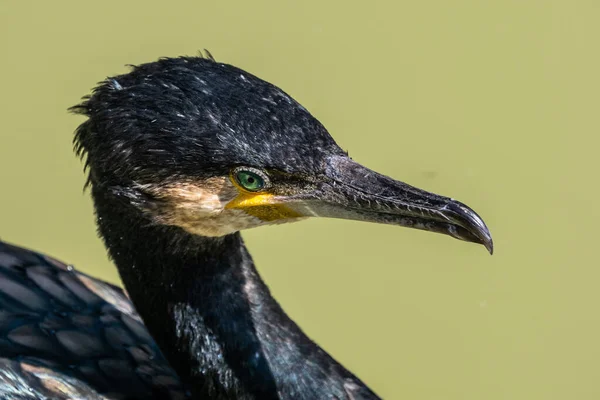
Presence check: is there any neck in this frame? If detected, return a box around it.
[93,189,378,400]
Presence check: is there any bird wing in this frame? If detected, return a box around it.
[0,357,109,400]
[0,240,189,400]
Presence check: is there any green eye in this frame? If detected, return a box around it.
[234,169,267,192]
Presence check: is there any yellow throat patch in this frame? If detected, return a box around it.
[225,180,303,222]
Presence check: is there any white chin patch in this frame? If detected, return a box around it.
[175,208,268,237]
[130,178,280,237]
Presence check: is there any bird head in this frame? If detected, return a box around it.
[72,56,492,254]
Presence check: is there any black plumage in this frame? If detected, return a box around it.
[0,54,492,399]
[0,241,186,399]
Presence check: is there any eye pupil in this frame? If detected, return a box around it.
[247,177,255,184]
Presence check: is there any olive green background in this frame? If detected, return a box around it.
[1,1,598,399]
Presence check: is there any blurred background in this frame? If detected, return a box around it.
[1,1,598,399]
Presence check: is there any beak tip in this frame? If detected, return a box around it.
[446,201,493,255]
[477,221,493,255]
[484,236,494,255]
[472,219,493,255]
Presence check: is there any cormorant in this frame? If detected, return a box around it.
[0,54,492,399]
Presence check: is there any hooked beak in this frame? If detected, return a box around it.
[289,156,493,254]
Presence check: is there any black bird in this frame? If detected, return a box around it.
[0,54,492,399]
